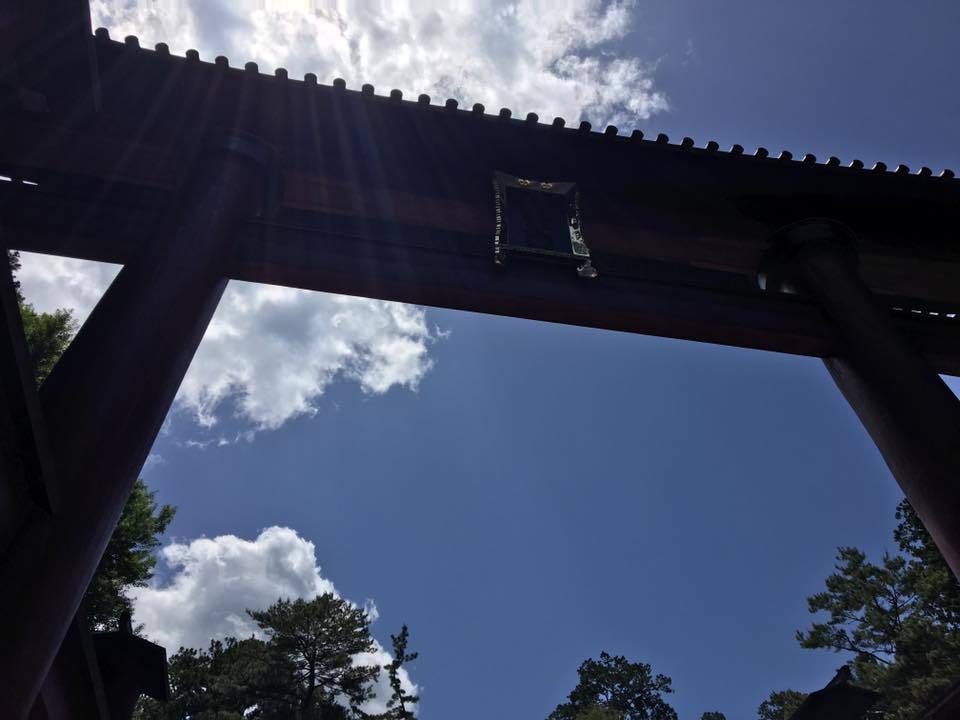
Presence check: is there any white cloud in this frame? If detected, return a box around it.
[131,526,417,715]
[131,526,335,649]
[143,453,166,471]
[90,0,667,129]
[14,252,121,323]
[177,281,434,431]
[15,253,435,433]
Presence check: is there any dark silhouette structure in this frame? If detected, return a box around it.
[788,667,879,720]
[791,667,960,720]
[27,610,168,719]
[2,1,960,717]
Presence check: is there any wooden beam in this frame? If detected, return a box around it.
[3,166,960,374]
[1,35,958,372]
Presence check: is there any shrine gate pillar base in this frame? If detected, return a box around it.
[0,133,277,719]
[767,219,960,579]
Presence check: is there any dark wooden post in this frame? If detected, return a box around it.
[0,132,277,718]
[769,219,960,579]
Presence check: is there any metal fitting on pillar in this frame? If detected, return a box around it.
[199,130,284,219]
[756,218,858,296]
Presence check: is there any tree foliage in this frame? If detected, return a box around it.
[366,624,419,720]
[548,651,677,720]
[9,250,77,386]
[84,478,176,630]
[699,712,726,720]
[572,706,622,720]
[756,689,806,720]
[790,500,960,719]
[138,594,405,719]
[248,594,380,715]
[137,637,281,720]
[19,300,76,385]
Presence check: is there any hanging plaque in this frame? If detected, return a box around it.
[492,171,597,278]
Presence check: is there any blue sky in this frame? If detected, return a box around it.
[18,1,960,717]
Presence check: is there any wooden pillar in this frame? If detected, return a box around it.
[769,219,960,579]
[0,132,277,718]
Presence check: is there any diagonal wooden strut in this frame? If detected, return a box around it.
[0,133,277,719]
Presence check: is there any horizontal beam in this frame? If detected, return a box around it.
[1,34,958,372]
[3,39,960,310]
[3,181,960,375]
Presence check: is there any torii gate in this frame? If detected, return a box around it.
[2,1,960,717]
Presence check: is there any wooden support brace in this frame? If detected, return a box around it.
[0,131,277,719]
[0,243,55,554]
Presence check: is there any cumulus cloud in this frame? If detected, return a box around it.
[131,526,334,650]
[178,281,434,431]
[143,453,166,471]
[14,253,121,322]
[131,526,416,715]
[90,0,667,128]
[16,253,435,433]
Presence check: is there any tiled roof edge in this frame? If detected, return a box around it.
[94,29,957,183]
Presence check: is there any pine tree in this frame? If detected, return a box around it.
[783,500,960,718]
[247,594,381,717]
[548,652,677,720]
[756,690,806,720]
[367,625,419,719]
